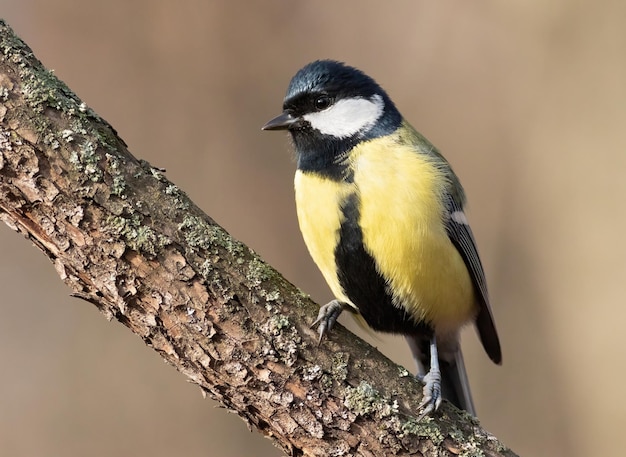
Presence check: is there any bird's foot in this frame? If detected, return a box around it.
[311,300,345,344]
[417,367,443,420]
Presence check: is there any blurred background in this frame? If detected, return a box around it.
[1,1,625,456]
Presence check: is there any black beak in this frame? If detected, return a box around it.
[262,112,300,131]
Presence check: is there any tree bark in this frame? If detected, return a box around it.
[0,20,516,457]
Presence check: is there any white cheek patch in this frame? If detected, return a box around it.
[303,94,384,139]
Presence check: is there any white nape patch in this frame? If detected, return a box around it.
[303,94,384,139]
[451,210,469,225]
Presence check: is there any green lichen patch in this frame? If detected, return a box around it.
[68,140,104,182]
[105,213,170,257]
[399,416,445,444]
[331,352,349,382]
[266,314,290,336]
[178,214,245,260]
[164,184,190,210]
[0,21,122,180]
[344,381,398,419]
[246,256,272,287]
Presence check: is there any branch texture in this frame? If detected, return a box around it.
[0,20,516,457]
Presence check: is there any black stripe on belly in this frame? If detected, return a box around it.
[334,192,432,336]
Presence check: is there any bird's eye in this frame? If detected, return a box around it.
[314,95,333,111]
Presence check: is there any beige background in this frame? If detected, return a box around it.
[1,1,625,456]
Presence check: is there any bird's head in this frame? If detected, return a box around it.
[263,60,402,174]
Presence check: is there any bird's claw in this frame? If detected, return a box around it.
[311,300,344,344]
[417,368,443,420]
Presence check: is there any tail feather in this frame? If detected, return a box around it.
[440,350,475,416]
[406,335,476,416]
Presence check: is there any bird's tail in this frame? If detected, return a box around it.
[439,350,475,416]
[406,336,476,416]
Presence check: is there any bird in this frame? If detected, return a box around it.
[262,60,501,418]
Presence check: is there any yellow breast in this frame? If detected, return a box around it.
[352,135,476,330]
[294,128,477,333]
[294,170,356,308]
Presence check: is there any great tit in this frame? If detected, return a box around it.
[262,60,501,417]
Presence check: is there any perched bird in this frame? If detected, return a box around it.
[262,60,501,417]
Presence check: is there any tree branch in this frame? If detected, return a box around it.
[0,20,516,457]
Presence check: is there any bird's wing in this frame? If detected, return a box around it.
[444,196,502,364]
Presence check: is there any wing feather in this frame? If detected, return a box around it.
[445,196,502,364]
